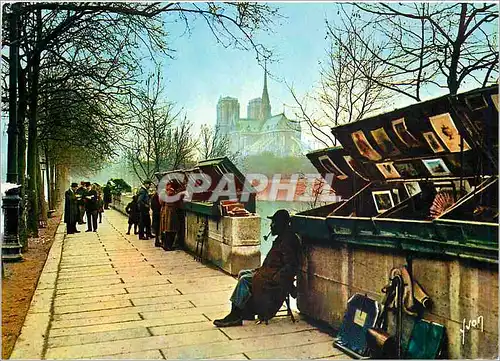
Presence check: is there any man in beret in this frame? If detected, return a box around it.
[64,183,80,234]
[213,209,301,327]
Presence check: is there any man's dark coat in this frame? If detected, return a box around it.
[64,189,79,224]
[251,229,301,321]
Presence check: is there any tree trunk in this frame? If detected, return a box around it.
[50,163,57,208]
[26,9,42,237]
[18,68,28,251]
[45,147,53,210]
[37,147,48,227]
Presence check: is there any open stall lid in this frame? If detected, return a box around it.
[330,85,498,182]
[306,146,370,199]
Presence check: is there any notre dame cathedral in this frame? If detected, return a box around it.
[215,69,303,157]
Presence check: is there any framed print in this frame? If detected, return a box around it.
[429,113,471,153]
[370,127,400,156]
[375,161,401,179]
[492,94,498,111]
[394,162,419,178]
[351,130,382,161]
[465,94,488,111]
[423,131,445,153]
[372,190,395,213]
[404,182,422,197]
[422,158,452,176]
[343,155,369,181]
[318,155,348,180]
[392,118,419,147]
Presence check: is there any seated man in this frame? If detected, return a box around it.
[213,209,301,327]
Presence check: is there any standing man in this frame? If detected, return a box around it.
[103,182,112,209]
[213,210,301,327]
[85,182,99,232]
[64,183,80,234]
[138,180,152,240]
[76,181,87,224]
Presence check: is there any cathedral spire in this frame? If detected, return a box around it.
[260,63,271,120]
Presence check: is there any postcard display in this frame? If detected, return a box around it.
[296,85,498,261]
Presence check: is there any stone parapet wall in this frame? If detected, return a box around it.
[111,194,132,216]
[185,211,261,276]
[297,244,498,359]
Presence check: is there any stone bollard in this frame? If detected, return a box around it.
[2,186,23,261]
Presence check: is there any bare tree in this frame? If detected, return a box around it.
[125,70,181,182]
[2,2,281,236]
[287,15,391,147]
[341,3,498,100]
[198,124,241,163]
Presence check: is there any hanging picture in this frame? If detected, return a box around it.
[372,190,395,213]
[392,118,419,148]
[492,94,499,111]
[343,155,369,181]
[375,161,401,179]
[404,182,422,197]
[370,127,401,156]
[429,113,471,153]
[394,162,419,178]
[422,158,452,176]
[318,155,348,180]
[422,131,445,153]
[351,130,382,161]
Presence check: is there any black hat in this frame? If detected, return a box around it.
[85,182,91,187]
[71,182,78,188]
[267,209,290,224]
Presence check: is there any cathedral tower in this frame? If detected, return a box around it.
[260,65,271,121]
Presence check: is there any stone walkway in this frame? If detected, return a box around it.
[11,209,349,359]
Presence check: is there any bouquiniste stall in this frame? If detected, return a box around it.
[292,85,498,359]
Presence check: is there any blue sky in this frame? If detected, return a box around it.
[160,3,336,145]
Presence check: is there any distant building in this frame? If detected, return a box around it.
[216,69,302,157]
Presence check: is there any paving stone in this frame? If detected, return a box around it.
[90,350,164,359]
[51,313,142,329]
[220,319,315,340]
[56,282,125,297]
[245,341,339,359]
[140,304,227,320]
[212,354,248,360]
[148,320,215,336]
[130,290,229,307]
[54,293,133,307]
[56,285,127,298]
[54,299,133,314]
[45,329,227,358]
[57,278,123,290]
[49,315,207,337]
[9,312,50,359]
[55,300,194,320]
[161,329,332,359]
[48,327,151,348]
[28,289,54,314]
